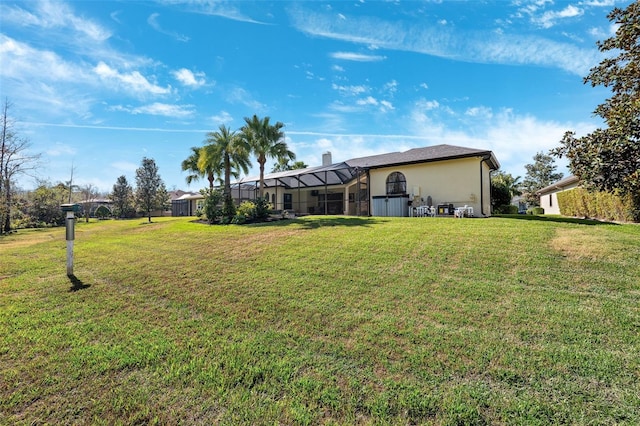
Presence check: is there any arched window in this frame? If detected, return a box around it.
[386,172,406,195]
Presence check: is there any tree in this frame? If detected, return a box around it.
[521,152,563,206]
[1,99,40,234]
[271,159,308,173]
[79,184,97,223]
[552,2,640,220]
[111,175,134,218]
[135,157,165,223]
[241,115,295,198]
[181,146,220,190]
[27,180,67,226]
[200,125,251,221]
[491,170,522,212]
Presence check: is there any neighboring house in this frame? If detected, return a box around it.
[172,144,500,217]
[77,198,112,217]
[536,175,580,215]
[170,191,202,216]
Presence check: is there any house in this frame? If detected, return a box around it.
[172,144,500,217]
[536,175,580,215]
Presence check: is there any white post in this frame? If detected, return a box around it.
[66,211,74,276]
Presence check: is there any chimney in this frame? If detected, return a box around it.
[322,151,332,166]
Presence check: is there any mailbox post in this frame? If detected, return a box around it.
[61,204,80,276]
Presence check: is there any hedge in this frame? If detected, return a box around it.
[557,188,635,222]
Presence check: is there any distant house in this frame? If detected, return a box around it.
[77,198,112,217]
[536,175,580,215]
[172,144,500,217]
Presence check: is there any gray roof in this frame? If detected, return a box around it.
[345,144,499,169]
[536,175,580,195]
[234,144,499,189]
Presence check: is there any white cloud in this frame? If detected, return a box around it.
[0,0,111,41]
[112,161,138,173]
[332,83,369,96]
[226,87,265,111]
[46,142,77,156]
[209,111,233,125]
[408,101,597,177]
[0,35,87,82]
[130,103,195,118]
[330,52,386,62]
[382,80,398,96]
[465,106,493,119]
[148,13,190,42]
[172,68,206,87]
[159,0,267,24]
[533,5,584,29]
[94,62,171,96]
[290,5,600,75]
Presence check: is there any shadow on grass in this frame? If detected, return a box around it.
[493,214,617,226]
[68,274,91,292]
[250,216,387,229]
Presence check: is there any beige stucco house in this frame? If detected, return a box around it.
[172,144,500,217]
[536,175,580,215]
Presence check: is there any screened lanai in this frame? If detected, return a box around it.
[231,162,370,216]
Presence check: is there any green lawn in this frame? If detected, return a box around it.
[1,216,639,425]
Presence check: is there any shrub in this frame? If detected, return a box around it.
[254,197,272,220]
[236,201,257,220]
[200,188,223,224]
[532,207,545,215]
[495,204,518,214]
[222,194,236,221]
[557,188,635,222]
[95,205,111,219]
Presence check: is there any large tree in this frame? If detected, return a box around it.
[201,125,251,198]
[111,175,134,219]
[200,125,251,220]
[241,115,295,198]
[552,2,640,220]
[491,170,522,212]
[1,99,40,234]
[135,157,165,223]
[181,146,220,190]
[521,152,563,206]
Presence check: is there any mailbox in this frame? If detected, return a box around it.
[61,203,80,213]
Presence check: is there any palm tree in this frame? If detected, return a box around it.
[200,125,251,198]
[181,146,219,190]
[241,114,295,198]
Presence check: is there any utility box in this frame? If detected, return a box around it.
[61,204,80,213]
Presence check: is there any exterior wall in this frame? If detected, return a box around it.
[539,182,580,215]
[368,156,491,216]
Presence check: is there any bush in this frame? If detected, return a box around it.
[495,204,518,214]
[222,194,236,221]
[200,188,223,224]
[254,197,272,220]
[532,207,544,215]
[557,188,635,222]
[236,201,257,220]
[95,205,111,219]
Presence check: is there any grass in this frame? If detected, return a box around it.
[1,216,639,425]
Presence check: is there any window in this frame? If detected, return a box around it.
[549,194,553,207]
[386,172,407,195]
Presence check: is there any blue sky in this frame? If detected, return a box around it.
[1,0,628,193]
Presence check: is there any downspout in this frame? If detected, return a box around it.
[480,155,492,217]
